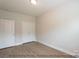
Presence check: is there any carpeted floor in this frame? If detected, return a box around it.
[0,41,75,58]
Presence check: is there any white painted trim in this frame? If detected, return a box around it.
[15,43,23,46]
[0,41,36,49]
[0,44,15,49]
[15,40,37,46]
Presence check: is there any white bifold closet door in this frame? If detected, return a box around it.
[22,21,36,43]
[0,19,15,48]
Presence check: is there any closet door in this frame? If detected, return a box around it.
[0,19,15,49]
[22,21,36,43]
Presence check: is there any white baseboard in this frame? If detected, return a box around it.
[15,42,23,46]
[0,41,36,49]
[38,41,77,57]
[0,44,15,49]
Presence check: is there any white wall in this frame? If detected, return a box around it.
[0,9,36,47]
[36,0,79,57]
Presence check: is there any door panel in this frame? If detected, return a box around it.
[0,19,15,48]
[22,21,36,43]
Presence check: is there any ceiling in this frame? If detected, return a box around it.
[0,0,67,16]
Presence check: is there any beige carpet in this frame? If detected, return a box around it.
[0,41,75,58]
